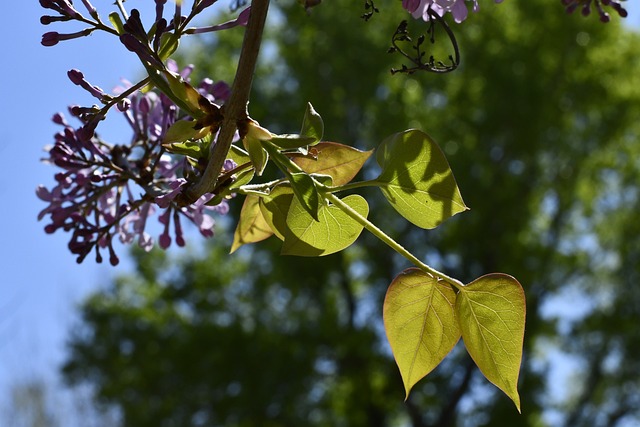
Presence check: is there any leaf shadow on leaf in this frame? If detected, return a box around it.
[378,130,465,227]
[281,234,325,257]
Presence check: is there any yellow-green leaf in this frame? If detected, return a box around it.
[158,32,180,61]
[376,129,468,229]
[243,136,269,176]
[259,185,294,241]
[163,70,204,117]
[163,119,205,144]
[383,268,460,399]
[230,195,274,253]
[227,144,251,166]
[289,171,321,221]
[456,274,525,412]
[270,134,317,150]
[108,12,125,34]
[281,194,368,256]
[293,142,373,186]
[300,102,323,145]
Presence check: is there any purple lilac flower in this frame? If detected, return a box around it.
[403,0,504,23]
[38,63,234,265]
[561,0,627,22]
[41,28,94,46]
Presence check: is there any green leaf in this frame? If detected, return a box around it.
[293,142,373,186]
[163,119,203,144]
[207,168,255,207]
[231,195,274,253]
[300,102,324,146]
[162,70,203,117]
[228,168,254,192]
[243,137,269,176]
[158,32,180,61]
[227,144,251,166]
[108,12,125,34]
[310,173,333,187]
[162,140,203,158]
[383,268,460,399]
[270,134,317,150]
[289,172,321,221]
[376,129,468,229]
[259,185,294,241]
[281,194,368,256]
[456,274,525,412]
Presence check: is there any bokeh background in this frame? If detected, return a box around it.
[2,1,640,425]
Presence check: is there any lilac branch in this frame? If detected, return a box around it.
[180,0,270,204]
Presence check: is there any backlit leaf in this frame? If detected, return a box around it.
[163,119,205,144]
[300,102,323,145]
[281,194,368,256]
[231,195,274,253]
[162,140,203,158]
[383,268,460,399]
[289,172,321,221]
[243,136,269,176]
[108,12,125,34]
[293,142,373,186]
[456,274,525,412]
[158,32,180,61]
[376,129,468,229]
[227,144,251,166]
[163,70,203,117]
[259,185,294,241]
[270,134,317,149]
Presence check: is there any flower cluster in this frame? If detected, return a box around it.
[561,0,628,22]
[37,0,255,265]
[402,0,504,23]
[37,61,234,265]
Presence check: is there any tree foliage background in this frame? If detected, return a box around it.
[57,0,640,426]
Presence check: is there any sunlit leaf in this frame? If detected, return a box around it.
[163,70,203,117]
[376,129,468,229]
[259,185,294,241]
[300,102,323,146]
[163,119,205,144]
[289,172,321,221]
[207,167,255,207]
[281,194,368,256]
[162,140,203,158]
[108,12,125,34]
[383,268,460,399]
[456,274,525,412]
[243,136,269,176]
[270,134,317,149]
[293,142,373,186]
[227,144,251,166]
[231,195,274,253]
[158,32,180,61]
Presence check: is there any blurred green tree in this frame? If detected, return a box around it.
[62,0,640,425]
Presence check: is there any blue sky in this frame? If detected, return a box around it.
[0,0,639,412]
[0,0,215,396]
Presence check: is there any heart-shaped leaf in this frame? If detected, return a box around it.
[376,129,468,229]
[456,274,525,412]
[282,194,368,256]
[383,268,460,399]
